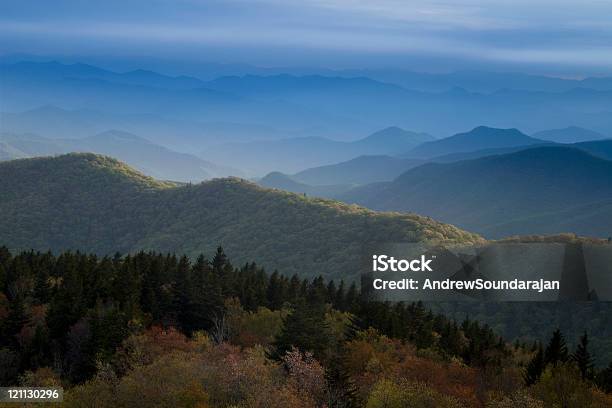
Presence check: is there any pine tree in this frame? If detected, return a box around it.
[273,299,332,362]
[334,280,346,311]
[571,331,594,380]
[267,271,284,310]
[544,329,568,367]
[1,294,27,347]
[524,343,545,385]
[212,246,227,271]
[345,282,358,313]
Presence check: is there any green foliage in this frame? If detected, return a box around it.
[273,300,334,362]
[544,329,569,367]
[0,153,481,281]
[365,379,462,408]
[531,363,594,408]
[486,390,544,408]
[572,331,595,380]
[524,344,545,386]
[0,247,509,387]
[428,301,612,369]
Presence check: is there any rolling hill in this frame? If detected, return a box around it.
[341,146,612,238]
[428,138,612,164]
[0,154,480,280]
[0,131,240,182]
[404,126,545,158]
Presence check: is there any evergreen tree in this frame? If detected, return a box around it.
[334,280,346,311]
[266,271,284,310]
[273,299,332,362]
[212,246,227,271]
[571,331,594,380]
[0,294,27,348]
[544,329,568,367]
[524,343,545,385]
[345,282,358,313]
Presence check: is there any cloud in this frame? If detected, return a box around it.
[1,0,612,72]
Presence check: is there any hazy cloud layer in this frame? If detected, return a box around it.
[1,0,611,74]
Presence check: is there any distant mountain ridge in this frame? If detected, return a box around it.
[4,60,612,143]
[265,126,612,189]
[291,155,427,186]
[404,126,545,158]
[211,126,433,175]
[341,146,612,238]
[532,126,609,143]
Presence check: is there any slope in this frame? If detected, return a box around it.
[341,146,612,238]
[258,171,353,197]
[0,154,481,280]
[0,131,240,182]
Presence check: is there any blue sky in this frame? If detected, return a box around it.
[1,0,612,75]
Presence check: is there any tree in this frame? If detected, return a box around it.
[571,331,594,380]
[524,344,545,386]
[544,329,568,367]
[273,300,333,362]
[365,379,461,408]
[212,246,227,271]
[532,363,592,408]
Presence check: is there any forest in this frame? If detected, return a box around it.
[1,246,611,407]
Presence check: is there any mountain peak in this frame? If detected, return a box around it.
[406,126,543,158]
[357,127,434,151]
[469,126,523,136]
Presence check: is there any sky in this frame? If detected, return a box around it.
[1,0,612,76]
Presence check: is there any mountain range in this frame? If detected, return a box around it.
[0,154,480,280]
[211,126,433,175]
[0,105,297,151]
[259,126,612,194]
[4,61,612,143]
[263,126,608,187]
[341,145,612,238]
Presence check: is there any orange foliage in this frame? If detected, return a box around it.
[344,328,482,407]
[113,325,196,373]
[396,355,481,407]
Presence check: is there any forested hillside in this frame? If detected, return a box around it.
[342,146,612,238]
[0,153,480,281]
[1,247,611,407]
